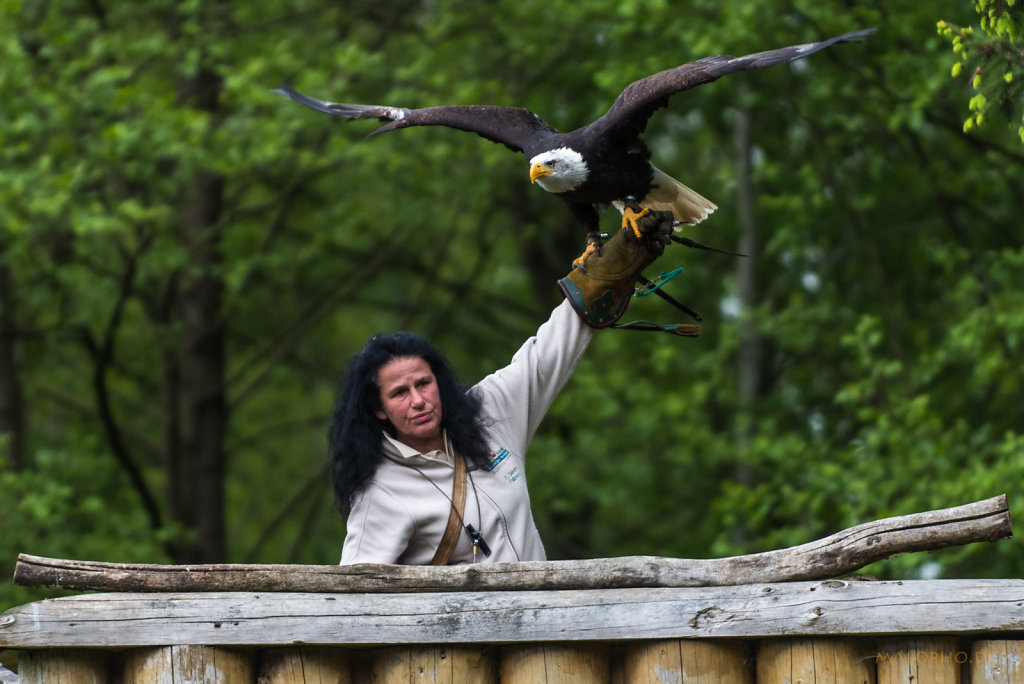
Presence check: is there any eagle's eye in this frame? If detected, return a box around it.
[547,160,557,167]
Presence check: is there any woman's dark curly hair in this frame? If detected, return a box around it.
[328,332,493,513]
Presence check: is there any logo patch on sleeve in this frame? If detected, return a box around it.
[485,448,510,472]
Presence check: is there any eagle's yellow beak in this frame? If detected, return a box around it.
[530,163,553,183]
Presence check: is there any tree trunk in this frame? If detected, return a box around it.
[732,101,760,544]
[177,172,227,563]
[171,58,228,563]
[735,101,761,414]
[0,251,25,470]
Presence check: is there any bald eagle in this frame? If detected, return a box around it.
[275,28,873,263]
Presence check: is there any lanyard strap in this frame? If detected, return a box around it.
[430,451,467,566]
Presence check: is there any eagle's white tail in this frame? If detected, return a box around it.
[614,166,717,229]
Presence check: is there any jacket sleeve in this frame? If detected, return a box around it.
[474,299,593,451]
[340,482,416,564]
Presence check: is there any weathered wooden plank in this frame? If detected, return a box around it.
[120,645,254,683]
[499,645,610,684]
[968,639,1024,683]
[17,649,110,683]
[12,495,1012,594]
[2,579,1023,649]
[369,646,497,684]
[876,636,961,684]
[756,637,877,683]
[258,646,352,683]
[621,639,754,683]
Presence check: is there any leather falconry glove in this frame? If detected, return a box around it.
[558,208,676,329]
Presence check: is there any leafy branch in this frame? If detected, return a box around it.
[939,0,1024,141]
[77,231,164,533]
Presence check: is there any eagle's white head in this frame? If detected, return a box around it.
[528,147,589,194]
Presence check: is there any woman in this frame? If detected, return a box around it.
[329,211,674,564]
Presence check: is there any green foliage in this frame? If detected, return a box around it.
[2,0,1023,617]
[939,1,1024,140]
[0,445,175,608]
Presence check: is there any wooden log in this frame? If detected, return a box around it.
[11,495,1012,594]
[967,639,1024,683]
[121,645,254,683]
[3,579,1023,649]
[756,637,876,683]
[258,646,351,683]
[499,644,610,684]
[875,636,961,684]
[621,639,753,683]
[17,649,110,684]
[368,646,496,683]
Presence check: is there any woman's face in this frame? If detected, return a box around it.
[374,356,444,453]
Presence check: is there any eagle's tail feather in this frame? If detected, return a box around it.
[614,167,717,229]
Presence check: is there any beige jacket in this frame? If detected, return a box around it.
[340,300,593,564]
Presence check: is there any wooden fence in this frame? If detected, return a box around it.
[3,579,1023,683]
[9,637,1024,683]
[1,496,1020,682]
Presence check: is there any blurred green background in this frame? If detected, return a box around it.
[2,0,1022,611]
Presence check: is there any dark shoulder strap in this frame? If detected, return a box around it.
[431,452,467,566]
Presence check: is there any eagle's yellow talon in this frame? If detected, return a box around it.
[572,243,599,268]
[622,206,649,239]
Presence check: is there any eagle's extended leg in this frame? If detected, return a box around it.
[567,204,606,268]
[572,233,602,267]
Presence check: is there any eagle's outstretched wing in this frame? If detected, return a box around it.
[274,84,558,153]
[587,28,876,144]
